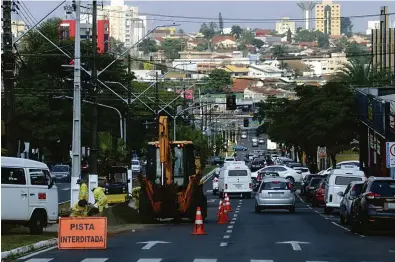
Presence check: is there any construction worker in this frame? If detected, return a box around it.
[70,200,88,217]
[77,179,88,202]
[92,187,108,213]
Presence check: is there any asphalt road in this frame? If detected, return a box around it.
[19,181,395,262]
[56,182,71,203]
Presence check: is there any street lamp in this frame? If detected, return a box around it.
[54,96,125,141]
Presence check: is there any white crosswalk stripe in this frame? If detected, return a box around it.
[22,258,374,262]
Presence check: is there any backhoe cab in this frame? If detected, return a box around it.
[138,116,207,222]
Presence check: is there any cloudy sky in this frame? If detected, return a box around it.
[18,1,395,33]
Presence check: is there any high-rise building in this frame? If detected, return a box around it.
[58,19,110,53]
[99,0,142,50]
[371,6,395,78]
[315,0,341,36]
[275,17,296,34]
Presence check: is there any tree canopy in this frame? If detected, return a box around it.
[201,69,232,94]
[294,30,329,48]
[138,38,158,54]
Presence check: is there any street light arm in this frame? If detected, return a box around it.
[97,24,180,77]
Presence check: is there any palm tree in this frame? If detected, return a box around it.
[333,58,394,87]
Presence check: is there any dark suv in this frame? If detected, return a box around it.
[350,177,395,235]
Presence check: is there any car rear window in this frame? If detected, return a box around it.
[310,178,322,186]
[262,181,290,190]
[228,170,248,176]
[370,181,395,197]
[335,176,362,185]
[132,161,140,165]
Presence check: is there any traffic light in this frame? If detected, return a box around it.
[226,94,237,110]
[243,118,249,127]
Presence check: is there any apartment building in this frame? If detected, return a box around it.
[366,20,395,35]
[315,0,341,36]
[99,0,146,49]
[11,20,25,38]
[59,19,110,53]
[275,17,296,34]
[371,6,395,78]
[302,52,348,76]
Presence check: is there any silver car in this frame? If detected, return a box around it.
[255,177,296,213]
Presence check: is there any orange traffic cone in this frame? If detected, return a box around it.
[217,200,223,218]
[225,194,232,212]
[217,203,229,224]
[191,207,207,235]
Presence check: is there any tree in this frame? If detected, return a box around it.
[161,38,184,59]
[341,17,353,37]
[201,69,231,94]
[271,44,288,58]
[218,12,224,34]
[239,30,255,46]
[345,42,370,63]
[195,42,209,51]
[316,32,329,48]
[109,36,127,54]
[12,18,129,162]
[178,28,185,34]
[200,22,216,40]
[98,131,128,175]
[287,28,292,43]
[294,29,316,42]
[230,25,243,39]
[251,38,264,49]
[138,38,158,54]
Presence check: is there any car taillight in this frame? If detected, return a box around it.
[273,181,279,184]
[249,183,252,188]
[225,184,228,189]
[366,192,380,199]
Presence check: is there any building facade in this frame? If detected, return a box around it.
[371,6,395,79]
[302,52,348,76]
[366,20,395,35]
[315,0,341,36]
[59,19,110,53]
[275,17,296,34]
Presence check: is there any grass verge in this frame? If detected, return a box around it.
[202,165,215,175]
[1,227,57,252]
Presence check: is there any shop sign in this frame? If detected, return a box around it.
[386,142,395,168]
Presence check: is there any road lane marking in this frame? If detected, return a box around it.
[389,250,395,253]
[136,259,162,262]
[223,235,230,239]
[61,188,70,191]
[220,242,228,247]
[237,205,241,208]
[234,214,238,217]
[207,199,216,203]
[331,221,350,232]
[235,210,239,213]
[228,225,233,229]
[81,259,108,262]
[306,261,329,262]
[18,247,57,260]
[232,217,237,220]
[296,194,305,203]
[230,221,235,224]
[23,259,53,262]
[226,229,232,233]
[193,260,217,262]
[251,260,274,262]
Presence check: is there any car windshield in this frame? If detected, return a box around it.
[262,181,290,190]
[52,165,69,172]
[132,161,140,165]
[370,181,395,197]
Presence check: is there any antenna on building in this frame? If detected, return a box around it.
[297,1,316,31]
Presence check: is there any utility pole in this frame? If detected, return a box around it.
[71,0,82,208]
[155,72,159,139]
[2,0,15,156]
[127,54,132,148]
[90,0,98,175]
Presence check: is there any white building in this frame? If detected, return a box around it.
[275,17,296,35]
[248,65,285,78]
[99,0,140,49]
[366,20,395,35]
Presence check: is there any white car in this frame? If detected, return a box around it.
[212,176,219,195]
[252,137,258,143]
[241,133,247,139]
[252,165,302,184]
[131,160,141,173]
[318,160,360,175]
[293,167,311,179]
[258,139,264,144]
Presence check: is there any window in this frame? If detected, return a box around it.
[52,165,69,172]
[344,185,351,195]
[310,178,322,187]
[132,160,140,165]
[274,167,287,172]
[335,176,362,185]
[1,167,26,185]
[263,167,275,172]
[370,181,395,197]
[262,181,290,190]
[173,147,184,177]
[228,170,248,176]
[29,169,50,186]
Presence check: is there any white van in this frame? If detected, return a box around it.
[324,168,366,214]
[1,157,58,234]
[218,162,252,198]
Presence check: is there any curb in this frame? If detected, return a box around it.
[200,168,216,185]
[58,200,71,205]
[1,238,58,260]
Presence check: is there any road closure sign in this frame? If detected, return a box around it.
[386,142,395,168]
[58,217,107,249]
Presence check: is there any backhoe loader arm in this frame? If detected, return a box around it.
[159,116,173,185]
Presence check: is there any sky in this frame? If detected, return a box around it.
[18,1,395,33]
